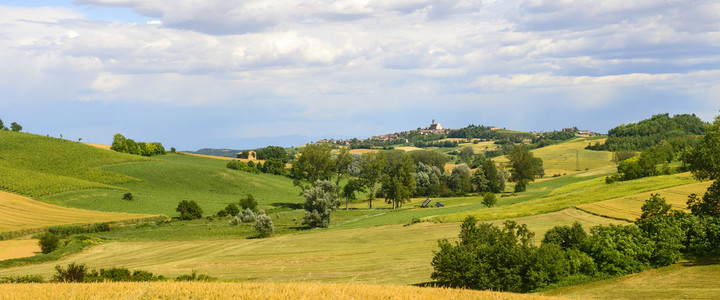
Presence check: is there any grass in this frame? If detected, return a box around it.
[0,282,560,300]
[544,257,720,299]
[0,208,620,284]
[0,190,156,233]
[438,172,698,222]
[41,154,303,216]
[493,137,613,173]
[577,180,712,221]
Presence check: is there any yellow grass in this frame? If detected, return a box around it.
[83,143,111,150]
[0,191,156,233]
[0,282,561,300]
[577,181,712,221]
[494,138,613,172]
[348,149,379,154]
[0,239,39,260]
[395,146,423,152]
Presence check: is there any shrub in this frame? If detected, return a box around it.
[302,181,340,228]
[0,275,45,283]
[216,209,228,217]
[482,192,497,208]
[228,216,240,226]
[176,200,203,220]
[254,211,274,237]
[53,262,87,282]
[239,194,258,211]
[38,232,60,254]
[175,270,215,281]
[122,192,134,201]
[224,203,240,216]
[241,209,256,223]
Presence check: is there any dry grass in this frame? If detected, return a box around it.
[348,149,379,154]
[577,181,712,221]
[0,191,156,233]
[0,282,562,300]
[83,143,111,150]
[0,239,39,260]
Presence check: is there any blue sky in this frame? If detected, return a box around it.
[1,1,720,150]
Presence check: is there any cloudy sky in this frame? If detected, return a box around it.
[1,0,720,150]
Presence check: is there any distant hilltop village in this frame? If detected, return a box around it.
[317,119,481,144]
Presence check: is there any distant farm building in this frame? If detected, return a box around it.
[236,150,257,159]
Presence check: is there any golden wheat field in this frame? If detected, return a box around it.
[0,191,156,233]
[0,282,562,300]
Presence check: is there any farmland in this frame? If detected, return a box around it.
[0,131,716,299]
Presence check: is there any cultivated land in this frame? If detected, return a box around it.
[0,190,155,233]
[1,131,717,298]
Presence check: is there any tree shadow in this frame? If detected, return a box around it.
[680,256,720,267]
[270,202,303,210]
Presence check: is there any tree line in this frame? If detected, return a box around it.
[110,133,166,156]
[587,113,705,151]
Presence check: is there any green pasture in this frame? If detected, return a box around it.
[1,208,621,285]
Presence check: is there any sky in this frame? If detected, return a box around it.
[1,0,720,150]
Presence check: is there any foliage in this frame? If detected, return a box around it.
[176,200,203,220]
[381,152,416,209]
[635,194,685,266]
[482,159,504,193]
[10,122,22,132]
[341,178,366,209]
[587,113,705,151]
[240,208,256,223]
[449,163,471,195]
[38,232,60,254]
[0,275,44,283]
[481,192,496,208]
[507,146,542,192]
[541,222,587,250]
[123,192,134,201]
[448,125,534,143]
[254,211,274,237]
[302,181,341,228]
[413,162,443,197]
[239,194,258,211]
[226,160,260,174]
[584,224,652,275]
[431,217,536,292]
[611,150,638,164]
[684,115,720,181]
[85,267,163,282]
[255,146,288,163]
[175,270,215,281]
[357,151,388,208]
[54,262,87,282]
[111,133,166,156]
[48,223,111,237]
[409,150,449,171]
[224,204,240,217]
[291,144,334,188]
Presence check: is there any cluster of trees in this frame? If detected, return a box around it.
[414,140,459,148]
[431,191,720,292]
[0,118,22,132]
[587,113,705,151]
[530,131,576,148]
[110,133,166,156]
[224,194,274,237]
[227,158,287,176]
[448,125,534,143]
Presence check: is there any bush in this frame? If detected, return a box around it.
[176,200,203,220]
[254,212,274,237]
[240,208,256,223]
[175,270,215,281]
[584,224,652,275]
[122,192,134,201]
[224,203,240,216]
[39,232,60,254]
[302,181,340,228]
[0,275,45,283]
[239,194,258,211]
[53,262,87,282]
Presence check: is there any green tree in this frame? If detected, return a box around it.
[10,122,21,132]
[381,152,416,209]
[176,200,203,220]
[38,232,60,254]
[0,118,4,130]
[507,146,541,192]
[224,204,240,216]
[636,194,685,266]
[541,222,587,250]
[687,181,720,217]
[342,178,366,210]
[458,146,475,164]
[482,159,503,193]
[409,150,449,171]
[449,163,471,195]
[685,114,720,181]
[291,144,334,189]
[255,146,288,163]
[239,194,258,211]
[358,151,388,208]
[481,192,496,207]
[471,167,488,193]
[333,148,353,186]
[302,180,341,228]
